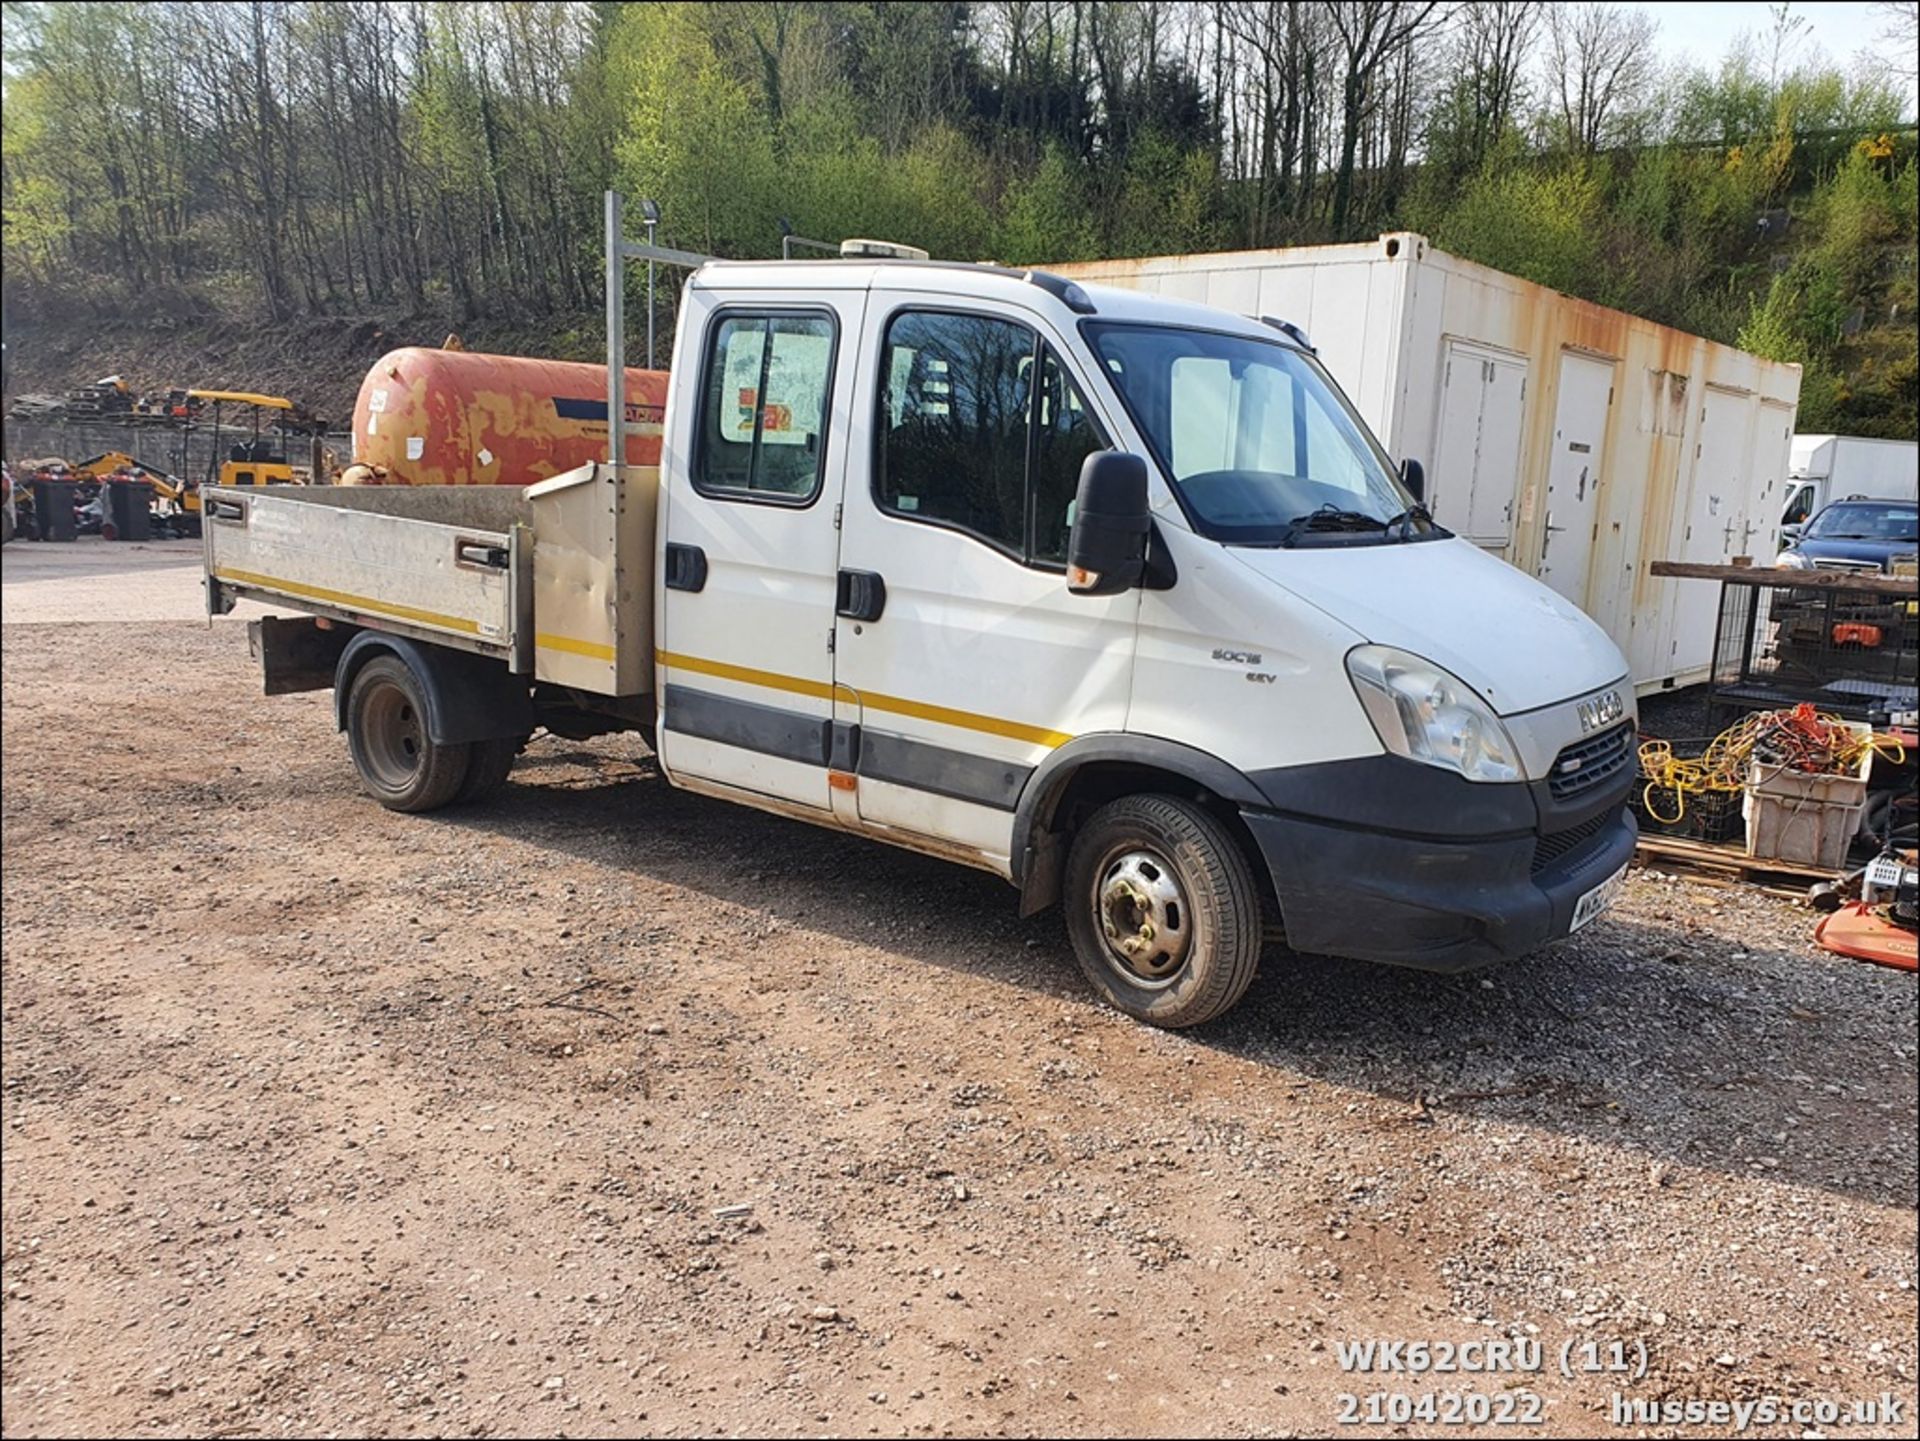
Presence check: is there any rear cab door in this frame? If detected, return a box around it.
[654,270,866,812]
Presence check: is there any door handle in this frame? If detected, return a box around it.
[836,569,887,622]
[664,542,707,592]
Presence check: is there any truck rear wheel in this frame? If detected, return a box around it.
[1063,794,1262,1028]
[345,655,471,812]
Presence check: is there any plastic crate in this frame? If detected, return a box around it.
[1631,782,1745,844]
[1743,728,1874,870]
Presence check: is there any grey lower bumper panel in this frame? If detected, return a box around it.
[1242,807,1637,972]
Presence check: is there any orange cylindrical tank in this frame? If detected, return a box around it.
[349,347,671,485]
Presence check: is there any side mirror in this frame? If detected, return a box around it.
[1400,457,1425,504]
[1780,523,1803,545]
[1067,452,1150,595]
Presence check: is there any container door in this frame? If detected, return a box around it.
[1470,354,1527,551]
[829,293,1137,867]
[1428,341,1486,538]
[1668,385,1753,675]
[654,286,865,812]
[1431,341,1527,554]
[1538,351,1616,609]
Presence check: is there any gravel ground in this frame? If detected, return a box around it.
[2,551,1916,1437]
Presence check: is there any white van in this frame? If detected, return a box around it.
[209,234,1640,1028]
[1781,434,1920,541]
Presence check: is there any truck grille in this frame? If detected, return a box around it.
[1545,723,1634,802]
[1532,809,1614,873]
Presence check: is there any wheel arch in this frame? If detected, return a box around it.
[333,631,533,745]
[1011,734,1271,917]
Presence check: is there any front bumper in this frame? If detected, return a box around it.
[1242,745,1637,972]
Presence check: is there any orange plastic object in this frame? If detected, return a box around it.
[1814,902,1918,971]
[351,348,671,486]
[1830,622,1884,648]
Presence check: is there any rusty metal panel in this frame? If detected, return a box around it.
[352,348,672,487]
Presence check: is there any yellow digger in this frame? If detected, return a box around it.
[190,390,303,487]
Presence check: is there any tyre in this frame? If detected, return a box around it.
[1063,794,1263,1028]
[456,733,525,804]
[344,655,471,812]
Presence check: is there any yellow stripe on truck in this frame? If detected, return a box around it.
[213,568,480,635]
[655,648,842,703]
[860,688,1072,749]
[535,632,616,661]
[653,648,1070,750]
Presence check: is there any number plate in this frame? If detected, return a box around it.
[1570,863,1629,933]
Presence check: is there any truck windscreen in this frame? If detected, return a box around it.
[1085,322,1436,547]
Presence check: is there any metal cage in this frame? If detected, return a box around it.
[1707,576,1919,728]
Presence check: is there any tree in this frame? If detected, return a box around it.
[1325,1,1440,235]
[1460,1,1538,164]
[1868,1,1918,84]
[1543,2,1656,155]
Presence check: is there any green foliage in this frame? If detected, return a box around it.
[997,144,1099,264]
[1412,44,1917,442]
[1,0,1912,439]
[1737,272,1807,362]
[1413,153,1607,299]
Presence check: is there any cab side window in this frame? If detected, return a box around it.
[876,308,1105,565]
[696,312,836,502]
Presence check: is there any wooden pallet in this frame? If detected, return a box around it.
[1633,832,1840,894]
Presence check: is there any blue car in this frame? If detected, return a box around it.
[1777,498,1919,574]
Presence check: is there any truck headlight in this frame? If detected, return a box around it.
[1775,550,1813,568]
[1346,645,1523,783]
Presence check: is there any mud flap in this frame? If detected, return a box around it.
[250,616,351,695]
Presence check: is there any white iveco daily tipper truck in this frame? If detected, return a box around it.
[205,196,1638,1028]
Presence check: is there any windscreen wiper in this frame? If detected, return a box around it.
[1277,505,1387,548]
[1382,501,1434,540]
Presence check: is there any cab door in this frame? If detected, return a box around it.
[654,282,864,811]
[831,292,1139,868]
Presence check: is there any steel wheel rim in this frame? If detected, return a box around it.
[1093,846,1194,988]
[361,682,425,790]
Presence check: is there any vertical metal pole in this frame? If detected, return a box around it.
[605,190,625,467]
[645,215,658,370]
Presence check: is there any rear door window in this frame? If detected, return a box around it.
[696,312,836,502]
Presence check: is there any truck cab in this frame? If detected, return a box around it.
[648,260,1637,1022]
[212,251,1639,1028]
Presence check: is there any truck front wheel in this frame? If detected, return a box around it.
[1063,794,1263,1028]
[345,655,471,812]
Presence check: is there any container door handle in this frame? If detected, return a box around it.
[836,569,887,622]
[664,542,707,593]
